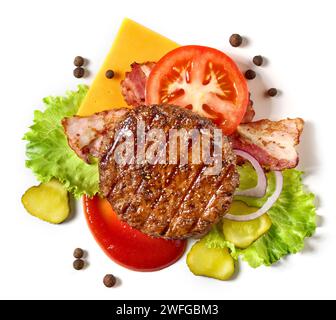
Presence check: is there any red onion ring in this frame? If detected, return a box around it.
[225,171,283,222]
[234,150,267,198]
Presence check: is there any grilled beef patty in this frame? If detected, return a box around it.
[99,105,239,239]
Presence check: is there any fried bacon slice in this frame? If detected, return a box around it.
[231,118,304,170]
[121,62,156,107]
[241,100,255,123]
[62,108,129,163]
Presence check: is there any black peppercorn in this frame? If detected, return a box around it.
[73,259,85,270]
[73,67,85,78]
[73,248,84,259]
[253,55,263,66]
[229,34,243,47]
[74,56,85,67]
[267,88,278,97]
[103,274,117,288]
[245,69,256,80]
[105,69,115,79]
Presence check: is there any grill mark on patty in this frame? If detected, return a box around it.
[192,164,237,234]
[117,106,177,223]
[150,164,178,209]
[187,164,236,235]
[126,165,174,229]
[140,113,205,236]
[203,164,236,212]
[115,109,158,220]
[103,132,136,202]
[164,129,222,237]
[160,164,206,237]
[131,106,194,231]
[100,117,136,199]
[141,163,205,236]
[146,162,180,214]
[164,165,208,237]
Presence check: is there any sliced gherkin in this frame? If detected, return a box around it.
[187,239,235,281]
[21,180,70,224]
[223,201,272,249]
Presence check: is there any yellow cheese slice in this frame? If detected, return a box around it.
[78,18,179,116]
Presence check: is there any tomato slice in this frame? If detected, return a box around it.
[83,196,187,271]
[146,45,249,135]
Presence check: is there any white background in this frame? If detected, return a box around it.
[0,0,335,300]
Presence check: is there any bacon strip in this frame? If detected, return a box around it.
[231,118,304,170]
[62,109,129,163]
[241,101,255,123]
[121,62,156,107]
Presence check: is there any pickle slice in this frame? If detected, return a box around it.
[187,240,235,281]
[223,201,272,249]
[21,180,70,224]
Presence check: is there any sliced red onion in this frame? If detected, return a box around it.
[234,149,267,198]
[225,171,283,222]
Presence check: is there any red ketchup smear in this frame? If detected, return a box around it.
[83,195,187,271]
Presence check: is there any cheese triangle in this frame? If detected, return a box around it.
[78,18,178,116]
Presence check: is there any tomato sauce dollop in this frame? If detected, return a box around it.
[83,195,187,271]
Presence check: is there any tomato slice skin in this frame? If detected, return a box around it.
[146,45,249,135]
[83,195,187,272]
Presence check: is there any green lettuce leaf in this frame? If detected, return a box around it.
[205,164,317,268]
[23,85,99,198]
